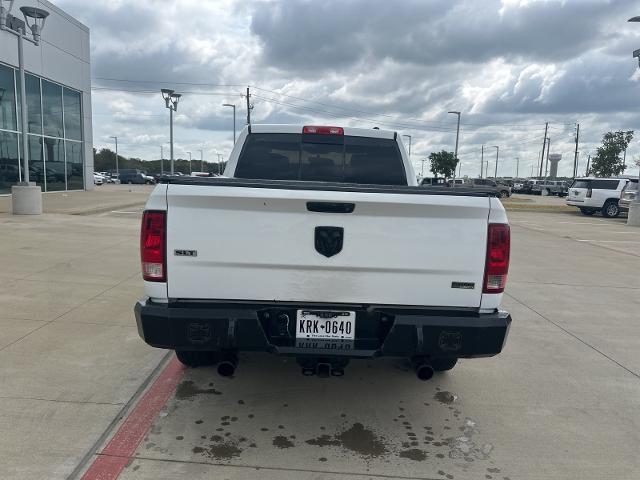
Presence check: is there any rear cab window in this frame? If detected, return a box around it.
[234,133,407,185]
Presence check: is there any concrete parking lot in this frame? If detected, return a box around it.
[0,197,638,480]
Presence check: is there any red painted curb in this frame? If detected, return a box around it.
[80,356,185,480]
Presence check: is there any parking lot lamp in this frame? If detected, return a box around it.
[161,89,181,174]
[2,2,49,214]
[109,136,118,175]
[492,146,499,178]
[627,16,640,226]
[448,111,461,180]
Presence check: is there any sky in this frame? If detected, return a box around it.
[57,0,640,178]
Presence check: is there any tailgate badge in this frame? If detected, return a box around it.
[451,281,475,289]
[174,249,197,257]
[315,226,344,257]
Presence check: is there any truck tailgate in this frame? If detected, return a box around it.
[165,184,490,308]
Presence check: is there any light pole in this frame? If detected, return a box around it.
[627,16,640,226]
[217,153,223,175]
[109,136,118,175]
[222,103,236,144]
[160,145,163,175]
[515,157,519,178]
[448,111,461,179]
[187,151,192,174]
[2,2,49,214]
[480,145,484,178]
[402,134,412,157]
[492,146,499,178]
[161,89,181,174]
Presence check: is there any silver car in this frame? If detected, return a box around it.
[619,179,638,212]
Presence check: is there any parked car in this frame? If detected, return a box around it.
[619,179,639,213]
[566,177,631,218]
[106,173,119,184]
[419,177,446,186]
[119,169,155,185]
[459,178,511,197]
[530,180,568,196]
[135,124,512,379]
[93,173,104,186]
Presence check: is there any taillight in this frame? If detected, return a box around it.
[483,223,510,294]
[141,210,166,282]
[302,125,344,135]
[586,188,592,198]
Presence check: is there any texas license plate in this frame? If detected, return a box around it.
[296,310,356,340]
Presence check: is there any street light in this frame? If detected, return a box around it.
[448,111,461,179]
[627,16,640,226]
[222,103,236,144]
[1,1,49,214]
[402,134,412,157]
[161,88,181,174]
[109,136,118,175]
[187,151,192,174]
[492,146,499,178]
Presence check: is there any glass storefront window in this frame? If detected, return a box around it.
[66,140,83,190]
[42,80,63,138]
[27,135,44,189]
[0,64,17,131]
[63,88,82,141]
[2,63,84,193]
[0,131,20,194]
[44,136,65,191]
[16,74,43,134]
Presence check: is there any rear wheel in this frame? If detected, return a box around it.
[431,358,458,372]
[602,200,620,218]
[580,208,596,216]
[175,350,220,368]
[499,190,509,198]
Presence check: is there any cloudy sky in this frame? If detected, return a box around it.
[57,0,640,178]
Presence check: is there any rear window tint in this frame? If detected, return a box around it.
[591,180,620,190]
[571,180,589,188]
[235,133,407,185]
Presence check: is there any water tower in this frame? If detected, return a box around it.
[548,154,562,179]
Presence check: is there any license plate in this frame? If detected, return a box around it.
[296,310,356,340]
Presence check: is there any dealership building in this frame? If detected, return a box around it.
[0,0,93,195]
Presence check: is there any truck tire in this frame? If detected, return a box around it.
[602,200,620,218]
[175,350,219,368]
[499,190,509,198]
[580,208,596,216]
[431,358,458,372]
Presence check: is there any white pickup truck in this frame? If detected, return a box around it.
[135,125,512,379]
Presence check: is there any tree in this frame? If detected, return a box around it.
[429,150,458,178]
[589,130,633,178]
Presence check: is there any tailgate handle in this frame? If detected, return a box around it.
[307,202,355,213]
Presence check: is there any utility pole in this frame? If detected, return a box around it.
[458,161,462,177]
[544,138,551,178]
[492,146,499,178]
[573,123,580,178]
[245,86,252,125]
[109,136,119,174]
[160,145,163,175]
[586,155,591,176]
[515,157,519,178]
[480,145,484,178]
[539,122,548,177]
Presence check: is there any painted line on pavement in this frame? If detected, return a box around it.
[575,239,640,244]
[110,210,141,214]
[79,356,185,480]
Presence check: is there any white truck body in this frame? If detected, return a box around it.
[136,125,511,376]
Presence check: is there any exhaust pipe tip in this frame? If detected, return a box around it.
[415,363,434,381]
[217,356,237,377]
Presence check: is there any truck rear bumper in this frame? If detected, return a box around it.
[135,298,511,359]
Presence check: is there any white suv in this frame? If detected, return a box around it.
[566,177,630,218]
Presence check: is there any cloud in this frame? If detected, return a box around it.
[53,0,640,178]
